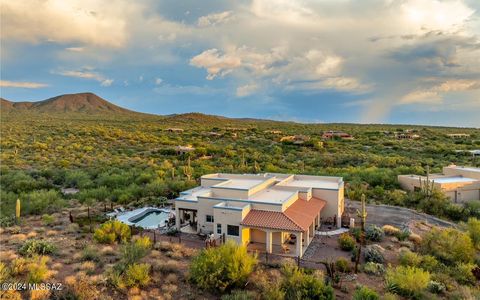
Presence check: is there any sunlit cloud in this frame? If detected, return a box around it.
[0,80,49,88]
[53,69,113,87]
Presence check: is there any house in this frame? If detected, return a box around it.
[174,173,344,257]
[395,133,420,140]
[398,165,480,203]
[166,128,184,133]
[264,130,282,134]
[446,133,470,139]
[322,131,354,140]
[175,145,195,155]
[280,135,310,144]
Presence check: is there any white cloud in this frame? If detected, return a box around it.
[198,11,233,27]
[54,68,113,86]
[65,47,85,52]
[400,79,480,104]
[190,48,242,80]
[236,84,259,97]
[0,80,49,88]
[155,78,163,85]
[0,0,134,47]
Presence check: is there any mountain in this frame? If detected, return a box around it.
[1,92,139,115]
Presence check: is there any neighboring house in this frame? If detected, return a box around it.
[322,131,354,140]
[396,133,420,140]
[175,145,195,155]
[264,130,283,134]
[280,135,310,144]
[174,173,344,257]
[398,165,480,203]
[447,133,470,139]
[166,128,184,133]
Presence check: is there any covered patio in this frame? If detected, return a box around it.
[241,198,325,257]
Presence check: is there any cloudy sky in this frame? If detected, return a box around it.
[1,0,479,126]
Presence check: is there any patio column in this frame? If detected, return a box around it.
[305,228,310,246]
[266,230,272,253]
[317,212,321,227]
[175,207,180,230]
[295,232,303,257]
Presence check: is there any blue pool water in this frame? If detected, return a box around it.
[131,211,170,228]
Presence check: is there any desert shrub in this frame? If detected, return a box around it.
[365,225,384,242]
[363,262,385,276]
[0,215,17,227]
[395,229,411,241]
[382,225,400,236]
[41,214,55,226]
[385,266,430,298]
[350,227,362,241]
[280,263,335,300]
[19,239,56,256]
[123,263,151,287]
[450,263,476,285]
[421,227,475,265]
[221,290,256,300]
[353,285,379,300]
[263,283,285,300]
[419,255,439,272]
[382,293,398,300]
[408,233,422,244]
[120,239,151,267]
[93,220,130,244]
[189,240,257,292]
[27,256,51,283]
[133,235,152,250]
[427,280,446,294]
[364,246,384,264]
[335,257,350,273]
[466,217,480,249]
[10,258,28,276]
[64,274,101,300]
[338,233,355,251]
[399,249,421,267]
[0,262,10,281]
[81,246,101,262]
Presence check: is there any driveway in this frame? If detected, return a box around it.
[346,200,455,229]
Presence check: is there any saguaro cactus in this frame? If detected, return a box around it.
[354,194,367,273]
[15,198,21,223]
[183,156,193,181]
[357,194,367,231]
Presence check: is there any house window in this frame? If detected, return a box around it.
[217,224,222,234]
[227,225,239,236]
[206,215,214,223]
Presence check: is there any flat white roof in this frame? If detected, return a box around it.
[283,179,340,190]
[448,166,480,173]
[218,178,266,189]
[249,188,296,204]
[432,176,478,184]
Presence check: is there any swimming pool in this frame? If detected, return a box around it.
[115,207,174,229]
[130,210,170,228]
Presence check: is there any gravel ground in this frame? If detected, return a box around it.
[346,199,455,228]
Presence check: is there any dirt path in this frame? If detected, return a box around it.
[346,200,456,228]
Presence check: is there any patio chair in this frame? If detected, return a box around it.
[282,244,290,254]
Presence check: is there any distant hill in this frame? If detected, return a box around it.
[1,92,140,115]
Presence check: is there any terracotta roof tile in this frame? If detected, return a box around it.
[241,198,326,232]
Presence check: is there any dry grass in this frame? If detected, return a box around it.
[408,233,422,244]
[80,261,96,273]
[164,273,178,284]
[26,231,38,238]
[100,245,116,256]
[29,289,51,300]
[0,250,18,261]
[46,230,58,237]
[10,233,27,244]
[382,225,401,235]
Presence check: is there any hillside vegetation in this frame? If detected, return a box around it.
[1,93,480,221]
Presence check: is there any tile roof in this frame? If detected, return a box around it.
[241,198,326,232]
